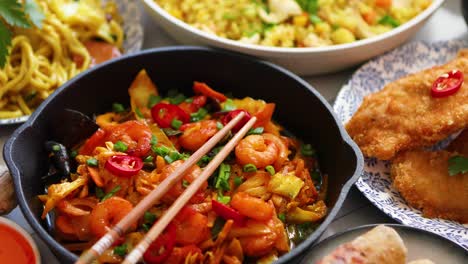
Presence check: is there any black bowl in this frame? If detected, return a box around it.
[4,47,363,263]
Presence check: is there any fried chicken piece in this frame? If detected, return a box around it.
[391,149,468,223]
[346,50,468,160]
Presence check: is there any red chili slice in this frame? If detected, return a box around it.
[104,155,143,177]
[431,70,464,98]
[211,199,246,226]
[222,110,251,132]
[151,103,190,128]
[143,223,176,264]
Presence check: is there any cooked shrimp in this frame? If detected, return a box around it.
[239,231,277,257]
[231,192,273,221]
[262,133,289,169]
[89,197,134,238]
[179,120,218,151]
[106,120,152,157]
[235,134,280,168]
[159,160,205,203]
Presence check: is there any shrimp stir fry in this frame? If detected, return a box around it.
[39,69,327,264]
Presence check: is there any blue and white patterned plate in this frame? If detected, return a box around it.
[333,40,468,249]
[0,0,143,126]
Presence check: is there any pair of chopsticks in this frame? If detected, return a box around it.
[76,112,256,264]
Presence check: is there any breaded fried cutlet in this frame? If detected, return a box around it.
[391,135,468,223]
[346,51,468,160]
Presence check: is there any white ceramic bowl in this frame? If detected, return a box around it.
[142,0,444,76]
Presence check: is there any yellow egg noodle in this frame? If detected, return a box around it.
[0,0,124,119]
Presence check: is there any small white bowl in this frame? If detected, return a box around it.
[142,0,445,75]
[0,217,41,264]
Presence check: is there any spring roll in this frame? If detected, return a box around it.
[316,225,407,264]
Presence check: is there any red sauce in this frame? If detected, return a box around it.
[0,224,36,264]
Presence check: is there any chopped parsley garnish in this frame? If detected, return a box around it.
[378,15,400,27]
[448,156,468,176]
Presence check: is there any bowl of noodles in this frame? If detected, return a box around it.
[4,47,363,263]
[141,0,444,75]
[0,0,143,125]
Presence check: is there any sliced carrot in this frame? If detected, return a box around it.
[375,0,392,8]
[193,82,227,102]
[87,167,104,187]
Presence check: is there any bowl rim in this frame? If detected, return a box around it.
[142,0,445,54]
[299,223,468,263]
[0,216,41,264]
[4,46,364,263]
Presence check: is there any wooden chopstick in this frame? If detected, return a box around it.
[76,112,248,264]
[122,116,257,264]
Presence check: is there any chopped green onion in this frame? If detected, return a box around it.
[301,144,315,156]
[153,145,170,156]
[190,107,208,122]
[169,93,186,105]
[113,141,128,152]
[182,179,190,188]
[70,150,78,159]
[222,99,237,111]
[233,176,243,187]
[197,155,212,167]
[101,185,121,201]
[143,211,157,224]
[150,135,158,146]
[95,186,105,200]
[113,244,127,257]
[164,150,185,164]
[217,193,231,204]
[135,107,144,118]
[309,14,322,24]
[171,119,183,130]
[52,144,60,152]
[247,127,264,135]
[185,97,194,103]
[86,158,98,167]
[378,15,400,27]
[243,163,257,172]
[147,94,162,108]
[216,121,224,130]
[112,103,125,113]
[265,165,275,176]
[278,213,286,223]
[143,156,154,163]
[214,163,231,191]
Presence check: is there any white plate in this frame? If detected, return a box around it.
[301,224,467,263]
[333,40,468,249]
[0,0,143,126]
